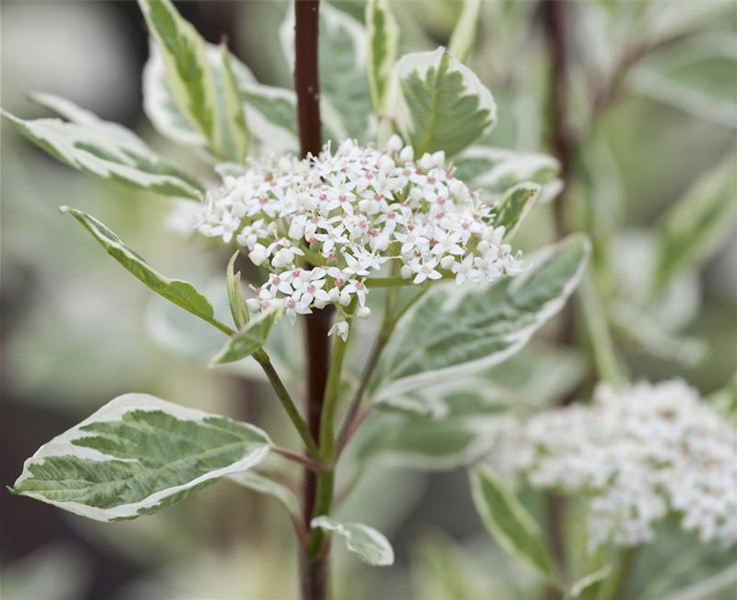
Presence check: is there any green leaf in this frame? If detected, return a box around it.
[493,182,541,240]
[138,0,223,155]
[228,471,299,519]
[12,393,271,522]
[226,251,249,330]
[454,145,560,200]
[0,106,203,200]
[366,0,399,113]
[569,566,612,600]
[387,47,496,156]
[470,467,557,582]
[220,42,250,163]
[281,2,372,141]
[631,34,737,129]
[369,234,590,401]
[241,83,300,154]
[708,372,737,422]
[311,516,394,566]
[653,153,737,291]
[448,0,483,64]
[360,383,512,470]
[60,207,224,331]
[142,39,256,158]
[210,309,280,366]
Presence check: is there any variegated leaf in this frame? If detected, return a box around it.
[630,33,737,129]
[493,182,541,240]
[61,207,225,331]
[138,0,224,156]
[12,394,271,522]
[448,0,483,63]
[311,516,394,566]
[366,0,399,114]
[281,2,372,141]
[220,42,250,162]
[369,234,590,401]
[470,467,558,582]
[142,36,255,160]
[210,308,280,366]
[241,82,300,155]
[362,384,513,470]
[1,107,203,200]
[653,152,737,291]
[386,47,496,156]
[454,145,560,201]
[228,471,300,519]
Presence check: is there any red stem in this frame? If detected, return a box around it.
[293,2,330,600]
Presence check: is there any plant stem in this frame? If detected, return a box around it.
[272,445,328,472]
[255,350,319,457]
[605,547,638,600]
[541,2,575,598]
[293,2,329,598]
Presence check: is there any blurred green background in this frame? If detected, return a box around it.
[1,1,735,599]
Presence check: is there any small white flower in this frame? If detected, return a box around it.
[248,243,268,266]
[328,319,349,341]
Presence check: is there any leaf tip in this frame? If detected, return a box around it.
[58,205,71,215]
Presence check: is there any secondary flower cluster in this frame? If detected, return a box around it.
[492,380,737,549]
[194,137,524,336]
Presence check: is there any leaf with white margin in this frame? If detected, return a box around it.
[210,308,280,366]
[220,42,250,162]
[653,151,737,291]
[569,566,612,600]
[228,471,299,519]
[448,0,483,63]
[369,234,590,401]
[138,0,224,156]
[630,33,737,129]
[60,207,223,330]
[280,2,372,141]
[12,393,271,522]
[241,83,299,155]
[470,467,558,582]
[493,182,541,240]
[0,109,204,200]
[142,35,255,160]
[386,47,496,156]
[454,145,560,200]
[366,0,399,113]
[311,516,394,566]
[359,386,514,470]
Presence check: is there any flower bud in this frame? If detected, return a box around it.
[400,265,412,279]
[328,287,340,302]
[419,153,434,171]
[477,240,490,255]
[339,290,352,306]
[356,306,371,319]
[440,255,455,270]
[246,298,261,313]
[399,145,414,163]
[248,244,268,266]
[386,134,403,152]
[432,151,445,169]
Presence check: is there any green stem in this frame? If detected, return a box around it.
[365,275,451,288]
[254,350,320,457]
[604,547,638,600]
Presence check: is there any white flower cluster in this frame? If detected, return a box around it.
[494,380,737,549]
[194,137,524,336]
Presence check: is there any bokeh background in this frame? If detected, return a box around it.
[1,1,735,599]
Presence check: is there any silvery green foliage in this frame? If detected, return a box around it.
[12,394,271,521]
[311,517,394,566]
[6,0,589,583]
